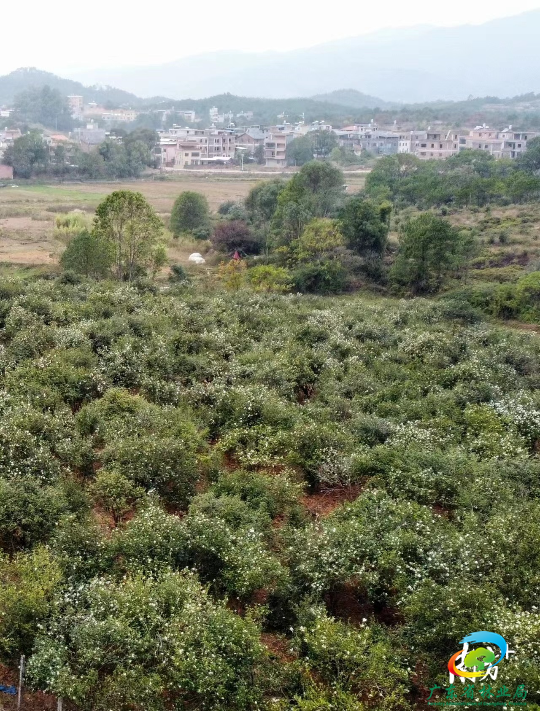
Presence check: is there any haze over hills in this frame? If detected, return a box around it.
[0,68,163,107]
[65,10,540,102]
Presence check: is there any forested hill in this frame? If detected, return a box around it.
[0,68,158,107]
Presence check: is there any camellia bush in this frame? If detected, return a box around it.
[0,272,537,708]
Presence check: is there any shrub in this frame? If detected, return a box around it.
[28,571,267,711]
[292,260,348,294]
[211,220,260,254]
[0,547,62,661]
[0,478,68,551]
[245,265,292,293]
[90,469,144,525]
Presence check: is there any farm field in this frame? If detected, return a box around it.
[0,174,367,266]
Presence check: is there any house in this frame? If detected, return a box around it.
[67,95,84,119]
[74,127,107,151]
[264,130,294,167]
[414,131,460,160]
[358,131,399,155]
[158,127,236,168]
[235,127,266,152]
[0,164,13,180]
[459,126,539,159]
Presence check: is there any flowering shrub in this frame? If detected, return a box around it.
[0,276,539,706]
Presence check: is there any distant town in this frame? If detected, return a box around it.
[0,91,538,180]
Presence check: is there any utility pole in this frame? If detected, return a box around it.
[17,655,25,710]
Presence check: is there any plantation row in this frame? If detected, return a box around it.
[0,274,539,709]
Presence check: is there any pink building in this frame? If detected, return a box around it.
[0,165,13,180]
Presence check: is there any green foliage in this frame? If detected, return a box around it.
[170,191,210,236]
[90,469,144,524]
[391,213,473,293]
[93,190,163,281]
[0,477,69,551]
[272,162,345,245]
[287,135,315,166]
[245,264,292,293]
[14,85,73,130]
[3,131,49,178]
[338,197,391,258]
[60,229,113,278]
[0,547,62,660]
[0,274,539,707]
[27,571,267,711]
[366,152,540,208]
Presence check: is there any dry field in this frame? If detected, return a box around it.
[0,172,367,267]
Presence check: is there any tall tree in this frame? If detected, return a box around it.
[286,136,314,166]
[170,191,210,236]
[3,132,49,178]
[338,197,391,258]
[390,213,471,294]
[517,137,540,174]
[14,86,73,131]
[272,161,344,245]
[93,191,163,281]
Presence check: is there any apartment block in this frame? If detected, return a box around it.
[158,127,236,167]
[264,128,295,167]
[414,131,460,159]
[459,126,539,158]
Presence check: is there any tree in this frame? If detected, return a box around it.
[170,191,210,236]
[287,135,314,166]
[338,197,391,258]
[14,86,73,131]
[3,132,49,178]
[391,213,469,294]
[245,179,286,224]
[295,218,345,261]
[311,130,338,158]
[254,143,265,164]
[272,161,345,245]
[60,229,113,278]
[93,191,163,281]
[211,220,260,254]
[517,137,540,174]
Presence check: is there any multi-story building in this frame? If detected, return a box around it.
[414,131,460,160]
[358,131,399,155]
[158,127,236,168]
[67,95,84,119]
[236,127,266,153]
[264,127,295,167]
[458,126,538,159]
[0,128,22,160]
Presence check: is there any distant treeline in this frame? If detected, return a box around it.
[3,128,158,180]
[366,145,540,208]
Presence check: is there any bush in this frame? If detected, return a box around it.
[292,260,348,294]
[245,265,292,293]
[211,220,260,254]
[28,571,267,711]
[90,469,144,525]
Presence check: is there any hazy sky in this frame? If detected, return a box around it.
[2,0,540,76]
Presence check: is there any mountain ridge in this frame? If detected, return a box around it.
[61,10,540,102]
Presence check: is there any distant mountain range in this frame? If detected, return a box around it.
[63,10,540,103]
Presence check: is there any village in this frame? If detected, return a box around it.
[0,92,539,180]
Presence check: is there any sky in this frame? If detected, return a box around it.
[2,0,540,77]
